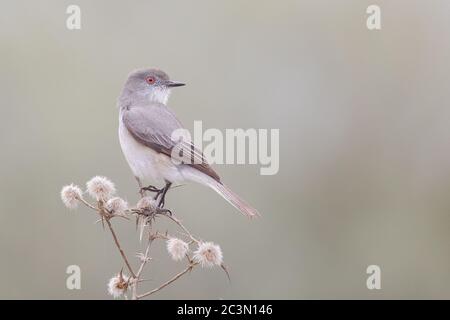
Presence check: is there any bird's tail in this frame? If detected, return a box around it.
[211,182,260,219]
[181,167,260,218]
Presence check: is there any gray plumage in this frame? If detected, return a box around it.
[118,68,259,218]
[122,103,220,182]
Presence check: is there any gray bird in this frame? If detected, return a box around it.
[118,68,259,218]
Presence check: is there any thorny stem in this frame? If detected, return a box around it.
[74,189,215,300]
[79,197,98,211]
[131,232,154,299]
[164,214,200,243]
[137,263,198,299]
[104,218,136,278]
[79,197,136,277]
[137,236,153,278]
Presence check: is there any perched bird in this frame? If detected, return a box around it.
[118,68,259,218]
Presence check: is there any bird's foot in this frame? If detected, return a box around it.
[156,182,172,208]
[141,185,163,193]
[140,185,163,198]
[155,207,172,216]
[157,197,166,209]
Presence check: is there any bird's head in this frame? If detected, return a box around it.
[122,68,185,105]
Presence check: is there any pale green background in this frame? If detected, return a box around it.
[1,0,450,299]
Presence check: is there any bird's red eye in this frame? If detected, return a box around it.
[146,77,155,84]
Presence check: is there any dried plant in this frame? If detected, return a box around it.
[61,176,229,299]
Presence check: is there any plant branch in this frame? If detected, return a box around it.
[79,197,98,211]
[105,218,136,278]
[62,178,227,300]
[137,235,154,278]
[164,214,199,243]
[137,262,198,299]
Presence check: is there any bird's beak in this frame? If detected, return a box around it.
[165,80,185,87]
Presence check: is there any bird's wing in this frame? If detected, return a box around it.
[122,104,221,183]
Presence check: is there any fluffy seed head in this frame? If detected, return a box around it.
[193,242,223,267]
[166,238,189,261]
[106,197,128,215]
[137,196,157,211]
[61,184,83,209]
[107,273,129,298]
[86,176,116,201]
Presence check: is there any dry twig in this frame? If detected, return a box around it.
[61,177,228,299]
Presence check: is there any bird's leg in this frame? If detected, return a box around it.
[136,177,164,199]
[155,207,172,216]
[142,185,163,193]
[157,181,172,209]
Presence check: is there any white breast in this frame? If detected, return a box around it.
[118,118,185,184]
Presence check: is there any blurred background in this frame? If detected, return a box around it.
[1,0,450,299]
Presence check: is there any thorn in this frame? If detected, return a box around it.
[171,184,186,190]
[138,278,153,283]
[220,264,231,283]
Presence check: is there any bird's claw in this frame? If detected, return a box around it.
[156,207,172,216]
